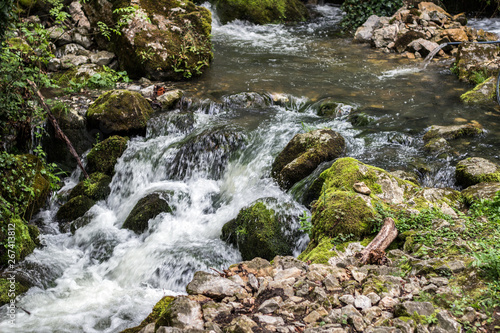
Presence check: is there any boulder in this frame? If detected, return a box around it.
[221,198,299,261]
[407,38,439,57]
[86,90,154,136]
[155,296,204,330]
[354,15,381,44]
[69,172,111,201]
[395,301,435,317]
[460,76,497,104]
[86,135,128,176]
[122,192,172,234]
[422,123,483,142]
[455,157,500,188]
[215,0,309,25]
[186,271,246,299]
[271,129,345,190]
[0,217,39,267]
[56,195,95,223]
[372,24,399,49]
[157,89,184,111]
[461,182,500,204]
[82,0,213,80]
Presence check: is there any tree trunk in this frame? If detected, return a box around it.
[27,80,89,179]
[356,217,398,265]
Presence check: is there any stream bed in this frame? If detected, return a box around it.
[1,3,500,332]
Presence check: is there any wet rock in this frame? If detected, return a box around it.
[82,0,213,80]
[187,271,246,300]
[455,43,500,84]
[221,198,299,261]
[69,172,111,201]
[56,195,95,223]
[455,157,500,188]
[122,192,172,234]
[423,137,449,154]
[354,15,381,44]
[155,296,204,330]
[271,129,345,190]
[461,182,500,204]
[460,76,497,104]
[157,89,184,111]
[86,135,128,176]
[215,0,309,25]
[422,123,483,142]
[86,90,154,136]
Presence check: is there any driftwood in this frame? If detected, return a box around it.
[356,217,398,265]
[27,80,89,179]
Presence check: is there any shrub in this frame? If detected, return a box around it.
[340,0,404,32]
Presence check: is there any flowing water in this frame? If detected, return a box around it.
[2,4,500,332]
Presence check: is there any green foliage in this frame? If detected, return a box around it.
[65,66,130,93]
[0,0,15,44]
[299,210,312,236]
[98,5,150,40]
[469,70,489,86]
[340,0,404,31]
[171,43,211,79]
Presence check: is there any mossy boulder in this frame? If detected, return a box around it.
[455,157,500,188]
[454,43,500,84]
[86,90,153,136]
[215,0,309,25]
[271,129,345,191]
[86,135,128,176]
[297,236,337,264]
[56,195,95,223]
[422,122,483,142]
[0,277,29,306]
[83,0,213,80]
[0,217,40,267]
[460,76,497,104]
[221,198,298,261]
[120,296,176,333]
[122,192,172,234]
[461,182,500,205]
[69,172,112,201]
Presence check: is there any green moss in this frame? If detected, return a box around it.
[298,236,337,264]
[69,172,112,201]
[311,190,375,241]
[456,158,500,188]
[0,217,38,266]
[56,195,95,223]
[215,0,309,25]
[221,198,295,261]
[0,278,29,306]
[120,296,175,333]
[460,76,497,104]
[86,135,128,176]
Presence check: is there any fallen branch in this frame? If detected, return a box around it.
[27,80,89,179]
[356,217,398,265]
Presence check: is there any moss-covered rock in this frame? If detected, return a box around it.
[0,277,29,307]
[422,123,483,142]
[69,172,112,201]
[122,192,172,234]
[215,0,309,25]
[86,90,153,136]
[460,76,497,104]
[221,198,298,261]
[454,43,500,84]
[56,195,95,223]
[461,182,500,205]
[83,0,213,80]
[297,236,337,264]
[0,217,40,267]
[455,157,500,188]
[120,296,176,333]
[86,135,128,176]
[271,129,345,190]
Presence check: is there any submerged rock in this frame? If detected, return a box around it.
[455,157,500,188]
[271,129,345,190]
[215,0,309,25]
[56,195,95,223]
[422,123,483,142]
[122,192,172,234]
[86,90,154,136]
[86,135,128,176]
[221,198,299,261]
[69,172,111,201]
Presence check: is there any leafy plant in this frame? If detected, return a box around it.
[98,5,150,40]
[340,0,404,31]
[65,66,130,92]
[299,210,312,236]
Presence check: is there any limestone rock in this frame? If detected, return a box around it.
[156,296,204,330]
[354,15,381,44]
[461,182,500,204]
[460,76,497,104]
[395,301,435,317]
[422,123,483,142]
[455,157,500,188]
[186,271,246,300]
[455,43,500,84]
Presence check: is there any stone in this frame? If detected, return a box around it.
[89,51,115,66]
[436,310,461,332]
[393,317,415,333]
[156,296,204,330]
[186,271,246,300]
[72,27,93,48]
[69,1,91,28]
[395,301,435,317]
[55,43,87,58]
[440,28,468,43]
[157,89,184,111]
[48,26,72,46]
[354,15,381,44]
[407,38,440,57]
[379,297,399,309]
[456,157,500,188]
[61,54,89,69]
[254,314,285,326]
[271,129,345,190]
[56,195,95,223]
[372,24,398,49]
[69,172,111,202]
[86,90,154,136]
[225,315,257,333]
[353,182,371,195]
[362,306,382,323]
[86,135,128,176]
[138,323,155,333]
[202,301,232,322]
[339,294,355,305]
[258,296,282,314]
[366,292,381,305]
[423,123,483,142]
[462,182,500,203]
[455,43,500,84]
[122,192,172,234]
[274,267,303,281]
[354,295,372,310]
[461,76,498,104]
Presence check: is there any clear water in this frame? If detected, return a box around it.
[2,4,500,332]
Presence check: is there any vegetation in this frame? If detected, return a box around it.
[340,0,404,31]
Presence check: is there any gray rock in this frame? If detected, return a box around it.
[226,315,257,333]
[362,306,382,323]
[393,318,415,333]
[354,15,382,43]
[372,24,398,48]
[429,277,449,287]
[56,43,87,58]
[157,89,184,111]
[61,54,89,69]
[202,301,232,322]
[90,51,116,66]
[48,26,72,46]
[258,296,282,314]
[324,274,340,291]
[186,271,246,299]
[248,273,259,290]
[456,157,500,188]
[69,1,91,28]
[72,27,93,48]
[462,182,500,204]
[138,322,155,333]
[396,301,435,317]
[339,294,355,305]
[423,124,482,142]
[379,297,399,309]
[48,58,61,71]
[372,328,402,333]
[255,314,285,326]
[274,267,303,281]
[436,310,461,332]
[163,296,204,330]
[407,38,439,57]
[354,295,372,310]
[366,292,381,305]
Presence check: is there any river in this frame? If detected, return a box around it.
[1,3,500,332]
